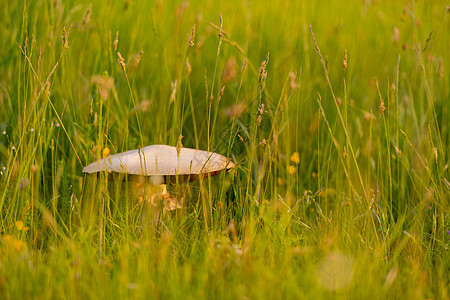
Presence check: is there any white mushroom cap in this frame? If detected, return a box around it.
[83,144,234,176]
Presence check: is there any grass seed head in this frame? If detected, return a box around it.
[384,266,399,289]
[221,57,237,83]
[189,24,196,47]
[91,74,114,100]
[128,50,144,74]
[256,103,265,127]
[258,53,270,89]
[218,85,225,104]
[44,81,51,97]
[241,58,247,73]
[136,49,143,66]
[223,103,246,119]
[289,71,298,90]
[117,52,126,72]
[380,100,386,117]
[170,80,178,102]
[62,26,70,51]
[259,60,267,85]
[433,147,438,164]
[394,146,402,158]
[363,112,373,121]
[393,26,400,44]
[113,31,119,51]
[89,98,94,118]
[81,4,92,28]
[272,130,279,147]
[139,100,150,112]
[176,134,183,157]
[343,49,348,71]
[177,1,189,16]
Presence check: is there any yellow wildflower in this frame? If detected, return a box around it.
[287,165,296,175]
[102,147,110,158]
[15,220,24,231]
[290,152,300,164]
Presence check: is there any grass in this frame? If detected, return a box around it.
[0,0,449,299]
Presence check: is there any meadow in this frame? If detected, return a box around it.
[0,0,449,299]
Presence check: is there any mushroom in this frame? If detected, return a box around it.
[83,144,234,219]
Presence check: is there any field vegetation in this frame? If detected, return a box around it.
[0,1,449,299]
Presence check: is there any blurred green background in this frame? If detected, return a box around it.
[0,1,448,299]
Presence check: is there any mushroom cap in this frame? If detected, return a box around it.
[83,144,234,176]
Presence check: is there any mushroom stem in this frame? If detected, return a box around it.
[130,179,184,226]
[129,178,163,225]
